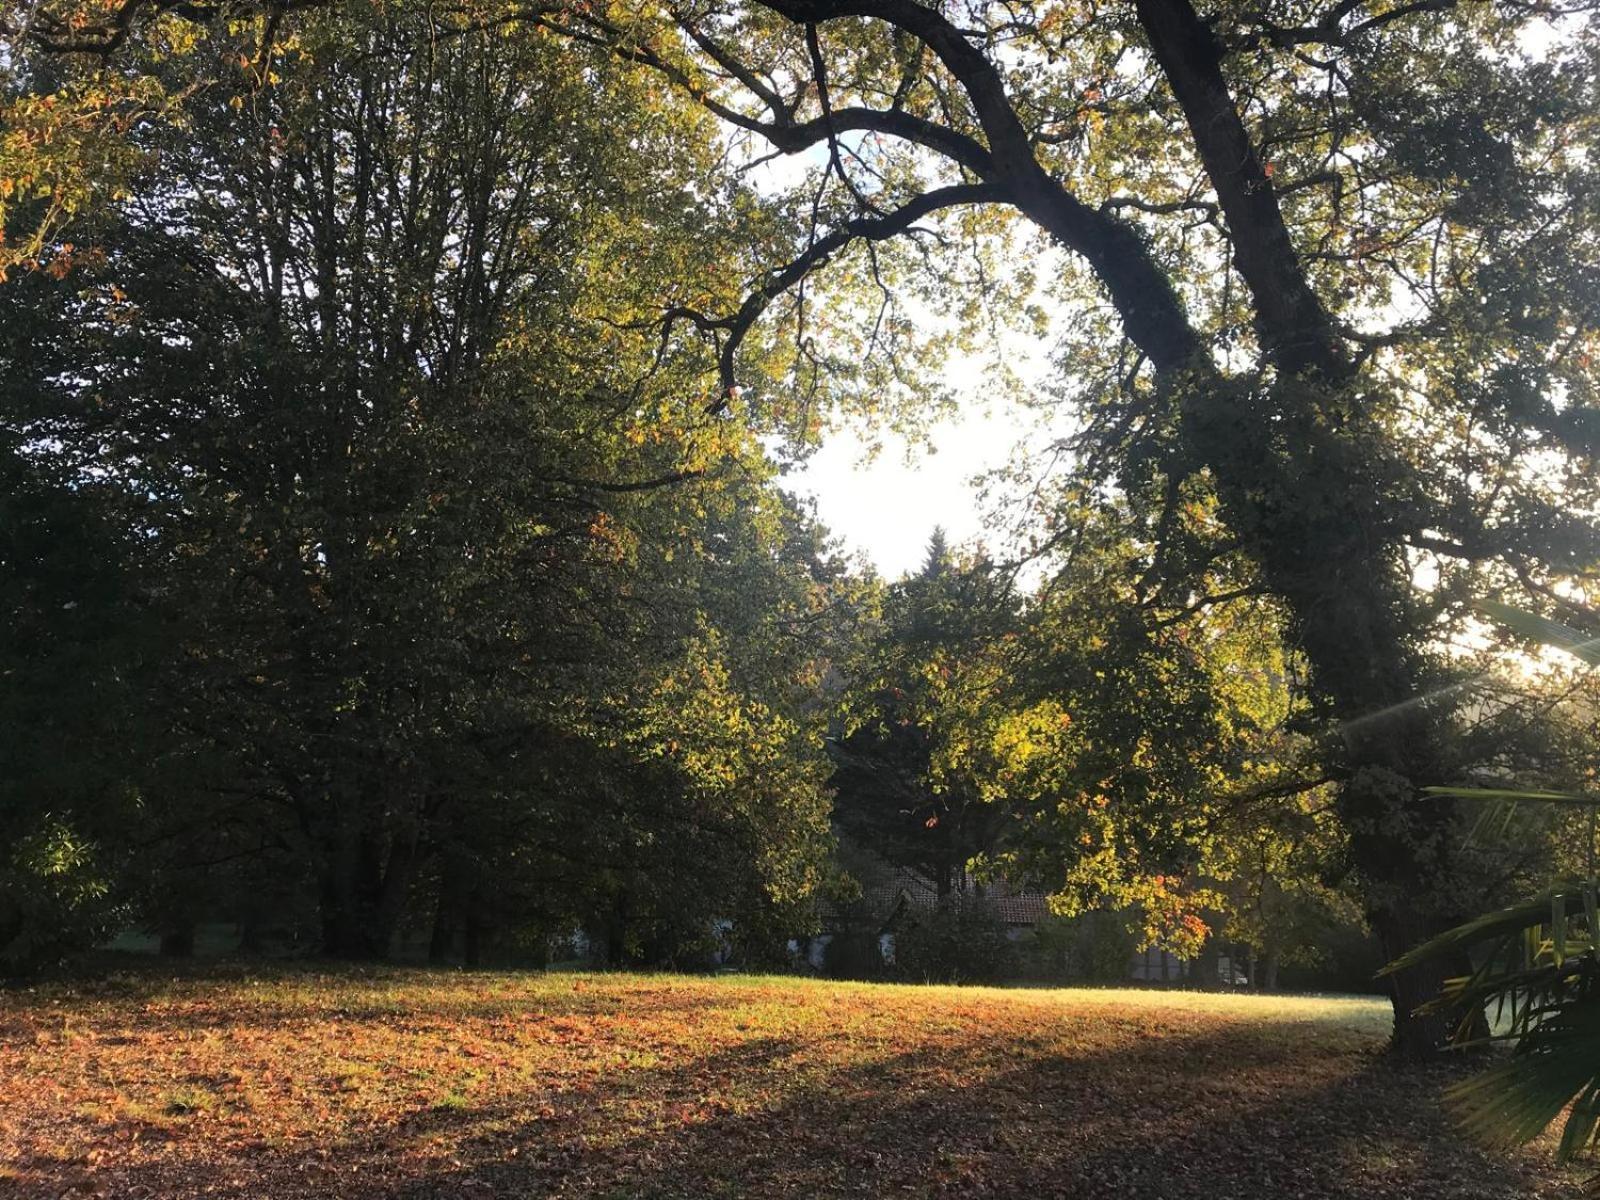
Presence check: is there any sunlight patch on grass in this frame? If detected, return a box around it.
[0,967,1558,1200]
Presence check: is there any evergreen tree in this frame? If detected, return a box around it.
[832,533,1010,898]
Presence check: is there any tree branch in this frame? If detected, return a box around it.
[1132,0,1352,380]
[704,181,1004,408]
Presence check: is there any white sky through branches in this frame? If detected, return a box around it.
[742,147,1063,580]
[782,357,1056,580]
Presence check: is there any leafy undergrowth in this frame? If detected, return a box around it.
[0,967,1578,1198]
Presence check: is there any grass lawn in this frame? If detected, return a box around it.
[0,967,1579,1199]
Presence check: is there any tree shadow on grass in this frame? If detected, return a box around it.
[23,1001,1580,1200]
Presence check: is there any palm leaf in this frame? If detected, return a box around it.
[1424,785,1590,805]
[1479,600,1600,668]
[1386,598,1600,1167]
[1446,1000,1600,1161]
[1380,884,1588,976]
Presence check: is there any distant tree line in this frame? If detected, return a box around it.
[827,529,1592,992]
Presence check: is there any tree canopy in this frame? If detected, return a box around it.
[3,0,1599,1053]
[1,8,853,970]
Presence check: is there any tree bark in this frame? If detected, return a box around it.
[159,922,195,958]
[428,880,458,964]
[1372,906,1472,1057]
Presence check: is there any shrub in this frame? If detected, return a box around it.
[822,929,886,979]
[1,819,117,978]
[895,897,1017,984]
[1074,911,1139,982]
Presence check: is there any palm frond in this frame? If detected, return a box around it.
[1380,883,1590,976]
[1389,598,1600,1171]
[1479,600,1600,668]
[1424,785,1590,805]
[1446,1001,1600,1161]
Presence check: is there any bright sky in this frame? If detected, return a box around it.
[737,140,1065,579]
[782,332,1068,578]
[783,398,1041,579]
[779,303,1064,578]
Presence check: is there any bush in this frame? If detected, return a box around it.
[822,928,886,979]
[1011,911,1136,983]
[0,820,118,979]
[1014,912,1074,981]
[1074,911,1139,982]
[894,897,1017,984]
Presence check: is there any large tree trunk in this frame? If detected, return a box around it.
[1182,386,1467,1052]
[1010,49,1467,1057]
[159,922,196,958]
[880,0,1473,1047]
[319,830,398,960]
[604,892,632,967]
[1372,900,1488,1057]
[1112,0,1479,1051]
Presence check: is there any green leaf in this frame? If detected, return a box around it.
[1479,600,1600,668]
[1422,785,1590,805]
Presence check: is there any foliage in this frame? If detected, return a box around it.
[820,929,886,980]
[1384,603,1600,1172]
[7,0,1600,1057]
[1387,881,1600,1169]
[829,532,1013,899]
[1060,913,1144,984]
[833,522,1362,975]
[0,9,848,968]
[892,895,1017,984]
[0,819,115,977]
[0,445,151,973]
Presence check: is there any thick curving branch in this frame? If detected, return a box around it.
[743,0,1207,373]
[757,0,1041,177]
[1234,0,1466,50]
[698,181,1005,409]
[526,6,997,178]
[760,106,995,178]
[1132,0,1351,380]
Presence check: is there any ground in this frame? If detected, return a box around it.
[0,967,1580,1199]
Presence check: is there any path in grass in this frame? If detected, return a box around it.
[0,969,1577,1198]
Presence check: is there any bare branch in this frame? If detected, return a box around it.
[804,20,881,212]
[671,7,795,121]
